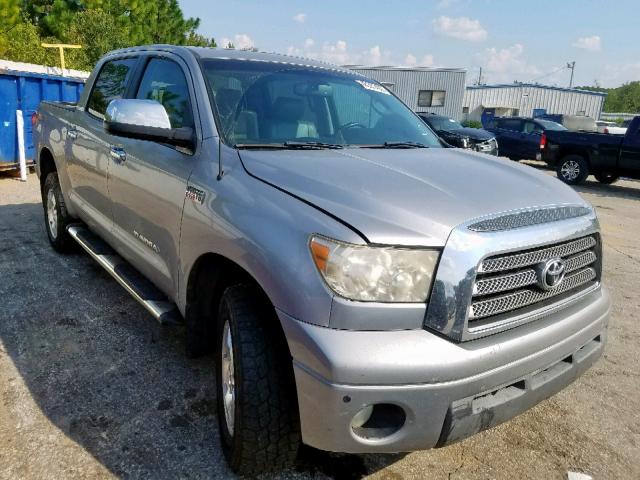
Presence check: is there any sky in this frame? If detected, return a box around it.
[179,0,640,88]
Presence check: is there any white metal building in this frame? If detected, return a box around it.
[463,84,607,123]
[345,66,467,119]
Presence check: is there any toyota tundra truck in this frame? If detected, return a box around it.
[33,46,610,475]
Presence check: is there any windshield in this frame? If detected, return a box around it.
[201,59,441,148]
[536,119,567,131]
[436,117,464,132]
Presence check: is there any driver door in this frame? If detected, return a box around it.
[108,54,199,296]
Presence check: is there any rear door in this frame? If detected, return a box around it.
[108,54,199,296]
[493,119,522,159]
[521,120,544,159]
[65,56,139,236]
[619,119,640,176]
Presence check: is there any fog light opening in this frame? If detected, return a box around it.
[351,403,406,440]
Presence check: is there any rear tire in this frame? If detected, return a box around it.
[216,285,300,476]
[594,172,619,184]
[43,172,75,253]
[556,155,589,185]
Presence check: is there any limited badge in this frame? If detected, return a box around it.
[185,186,206,204]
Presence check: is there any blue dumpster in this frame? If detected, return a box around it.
[0,69,85,171]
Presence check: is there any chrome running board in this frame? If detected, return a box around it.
[67,225,181,325]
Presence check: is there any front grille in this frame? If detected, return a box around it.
[469,235,600,325]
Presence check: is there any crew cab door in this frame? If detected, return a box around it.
[492,119,523,159]
[65,57,139,236]
[108,54,198,296]
[619,118,640,176]
[521,120,544,160]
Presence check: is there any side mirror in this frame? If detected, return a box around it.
[104,99,194,148]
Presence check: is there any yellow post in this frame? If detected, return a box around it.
[40,43,82,74]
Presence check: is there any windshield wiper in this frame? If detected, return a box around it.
[360,141,430,149]
[283,141,344,149]
[234,141,344,150]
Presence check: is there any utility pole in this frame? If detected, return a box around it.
[41,43,82,74]
[477,67,482,85]
[567,61,576,88]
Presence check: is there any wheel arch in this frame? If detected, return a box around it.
[558,148,591,166]
[183,251,291,358]
[38,147,57,193]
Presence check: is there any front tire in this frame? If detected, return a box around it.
[216,285,300,476]
[595,172,619,184]
[556,155,589,185]
[43,172,75,253]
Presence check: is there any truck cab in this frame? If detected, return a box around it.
[542,116,640,184]
[485,116,566,160]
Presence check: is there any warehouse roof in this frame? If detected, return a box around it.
[466,83,607,97]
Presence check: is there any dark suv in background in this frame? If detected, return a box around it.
[418,113,498,155]
[485,117,566,160]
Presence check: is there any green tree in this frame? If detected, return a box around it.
[64,9,125,69]
[0,0,21,33]
[0,21,54,65]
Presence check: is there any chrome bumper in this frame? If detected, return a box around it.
[278,287,609,453]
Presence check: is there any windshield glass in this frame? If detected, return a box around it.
[201,59,441,148]
[437,117,464,132]
[536,119,567,131]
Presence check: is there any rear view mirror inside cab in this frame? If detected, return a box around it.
[294,83,333,97]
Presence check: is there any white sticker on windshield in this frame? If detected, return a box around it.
[356,80,390,95]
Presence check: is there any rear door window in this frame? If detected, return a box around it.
[135,58,194,129]
[87,58,137,118]
[498,119,522,132]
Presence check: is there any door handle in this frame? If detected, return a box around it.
[67,129,78,140]
[110,146,126,163]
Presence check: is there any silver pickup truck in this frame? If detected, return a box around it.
[34,46,610,475]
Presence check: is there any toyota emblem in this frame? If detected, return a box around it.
[537,258,566,291]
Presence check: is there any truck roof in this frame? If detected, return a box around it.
[104,44,356,75]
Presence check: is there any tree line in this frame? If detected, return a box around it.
[578,82,640,114]
[0,0,217,71]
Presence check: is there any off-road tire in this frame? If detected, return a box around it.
[556,155,589,185]
[594,172,620,184]
[216,285,300,476]
[43,172,76,253]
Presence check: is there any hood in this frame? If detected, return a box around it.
[239,147,588,246]
[445,127,495,141]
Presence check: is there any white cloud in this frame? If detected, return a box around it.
[364,45,382,65]
[221,34,255,50]
[433,16,487,42]
[573,35,601,52]
[304,38,315,48]
[293,13,307,23]
[477,43,540,83]
[404,53,435,67]
[405,53,417,66]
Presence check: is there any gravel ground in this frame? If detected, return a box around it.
[1,168,639,480]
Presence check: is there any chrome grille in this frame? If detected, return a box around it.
[469,235,599,323]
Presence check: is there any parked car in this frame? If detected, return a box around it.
[596,120,627,135]
[542,116,640,184]
[417,113,498,155]
[540,114,598,132]
[34,46,610,475]
[485,116,566,160]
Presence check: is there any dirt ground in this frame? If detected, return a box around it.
[1,168,639,480]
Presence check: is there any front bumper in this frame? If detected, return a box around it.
[279,287,609,453]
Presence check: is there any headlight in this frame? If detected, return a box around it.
[309,235,439,302]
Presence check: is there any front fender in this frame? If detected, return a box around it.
[177,143,363,326]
